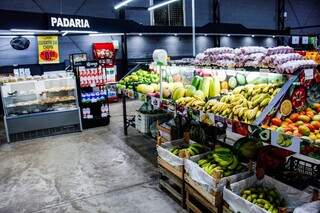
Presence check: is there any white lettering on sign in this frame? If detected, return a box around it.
[50,17,90,29]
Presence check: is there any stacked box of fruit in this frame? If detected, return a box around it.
[223,175,313,213]
[240,186,284,213]
[185,146,251,192]
[157,140,207,168]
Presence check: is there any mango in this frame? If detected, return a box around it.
[313,115,320,121]
[298,125,310,136]
[309,133,317,141]
[294,121,305,126]
[298,115,311,123]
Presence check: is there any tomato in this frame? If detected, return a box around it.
[271,118,282,126]
[289,113,299,122]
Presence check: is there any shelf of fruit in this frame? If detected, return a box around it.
[117,46,319,161]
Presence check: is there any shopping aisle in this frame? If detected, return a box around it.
[0,101,184,213]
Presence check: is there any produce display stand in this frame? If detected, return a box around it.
[117,46,320,212]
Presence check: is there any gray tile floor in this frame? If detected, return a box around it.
[0,101,184,213]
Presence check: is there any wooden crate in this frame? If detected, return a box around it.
[185,174,222,213]
[158,157,185,207]
[156,121,179,145]
[222,203,234,213]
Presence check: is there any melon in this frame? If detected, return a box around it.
[228,77,238,89]
[172,87,186,101]
[236,74,246,85]
[193,90,205,100]
[162,87,171,98]
[185,85,196,97]
[136,84,154,94]
[150,83,160,92]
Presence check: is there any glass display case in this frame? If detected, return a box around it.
[1,73,82,142]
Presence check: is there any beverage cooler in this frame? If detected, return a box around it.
[73,60,110,129]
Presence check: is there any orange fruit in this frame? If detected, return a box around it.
[280,100,292,116]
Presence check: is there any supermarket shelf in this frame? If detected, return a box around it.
[6,108,79,119]
[6,98,76,108]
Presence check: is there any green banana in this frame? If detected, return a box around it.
[214,147,232,154]
[228,155,239,170]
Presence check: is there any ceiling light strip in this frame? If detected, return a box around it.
[148,0,179,11]
[10,29,59,33]
[114,0,135,10]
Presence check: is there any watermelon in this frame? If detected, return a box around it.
[191,76,203,90]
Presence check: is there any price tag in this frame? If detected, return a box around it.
[151,96,161,108]
[167,103,176,113]
[271,131,300,153]
[302,36,309,45]
[292,36,299,44]
[200,111,215,126]
[304,68,314,80]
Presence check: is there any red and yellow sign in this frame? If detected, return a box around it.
[38,36,59,64]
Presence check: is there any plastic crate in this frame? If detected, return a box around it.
[269,156,320,190]
[135,111,168,134]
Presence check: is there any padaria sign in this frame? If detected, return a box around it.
[48,14,92,30]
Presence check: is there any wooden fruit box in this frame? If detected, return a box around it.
[222,203,234,213]
[158,156,184,180]
[184,156,252,193]
[158,157,185,207]
[185,174,222,206]
[156,121,179,145]
[223,175,313,213]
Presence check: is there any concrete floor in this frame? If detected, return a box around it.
[0,101,184,213]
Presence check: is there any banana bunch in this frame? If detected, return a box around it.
[204,83,281,124]
[176,97,206,110]
[170,143,204,157]
[197,147,244,178]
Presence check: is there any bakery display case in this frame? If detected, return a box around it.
[1,73,82,142]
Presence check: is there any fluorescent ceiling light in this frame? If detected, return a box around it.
[61,30,98,36]
[148,0,179,11]
[114,0,134,10]
[89,33,124,37]
[0,32,35,35]
[10,29,59,33]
